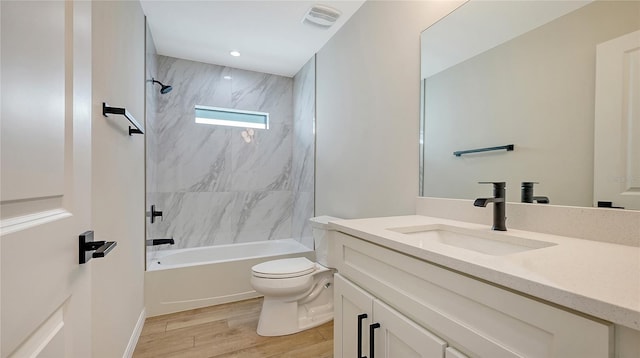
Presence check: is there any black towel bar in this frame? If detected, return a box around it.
[454,144,514,157]
[103,102,144,136]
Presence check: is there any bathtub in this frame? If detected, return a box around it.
[145,239,315,317]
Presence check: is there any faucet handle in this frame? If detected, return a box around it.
[521,182,550,204]
[478,181,506,190]
[478,181,506,198]
[150,204,164,224]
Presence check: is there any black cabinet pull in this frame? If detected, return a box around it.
[357,314,368,358]
[369,322,380,358]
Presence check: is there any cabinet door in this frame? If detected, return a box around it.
[372,299,447,358]
[335,274,374,358]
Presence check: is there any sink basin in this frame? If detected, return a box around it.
[388,225,557,256]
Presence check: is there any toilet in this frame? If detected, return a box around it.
[250,216,340,336]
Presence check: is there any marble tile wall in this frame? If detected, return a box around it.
[146,55,315,250]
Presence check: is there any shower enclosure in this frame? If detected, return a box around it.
[145,36,316,256]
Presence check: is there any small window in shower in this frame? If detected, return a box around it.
[195,105,269,129]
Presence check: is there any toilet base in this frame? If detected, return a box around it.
[255,273,334,337]
[256,297,333,336]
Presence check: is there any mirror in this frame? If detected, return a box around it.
[420,0,640,209]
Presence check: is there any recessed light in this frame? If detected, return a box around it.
[230,50,241,57]
[223,75,232,80]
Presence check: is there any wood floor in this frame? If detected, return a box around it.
[133,298,334,358]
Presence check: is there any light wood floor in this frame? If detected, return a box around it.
[133,298,333,358]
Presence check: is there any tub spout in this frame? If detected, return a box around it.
[147,238,175,246]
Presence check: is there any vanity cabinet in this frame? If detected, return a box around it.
[335,274,447,358]
[332,231,613,358]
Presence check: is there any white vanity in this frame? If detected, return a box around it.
[337,0,640,355]
[330,214,640,358]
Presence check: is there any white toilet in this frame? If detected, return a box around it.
[251,216,340,336]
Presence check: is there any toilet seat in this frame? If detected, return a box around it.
[252,257,316,279]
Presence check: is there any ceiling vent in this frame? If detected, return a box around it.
[302,4,341,29]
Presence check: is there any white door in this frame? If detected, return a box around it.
[1,1,93,357]
[594,30,640,210]
[372,300,447,358]
[334,274,374,358]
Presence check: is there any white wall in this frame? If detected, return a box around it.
[91,2,146,357]
[315,1,464,219]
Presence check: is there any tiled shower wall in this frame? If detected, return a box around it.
[146,55,315,249]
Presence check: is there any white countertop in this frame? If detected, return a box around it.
[329,215,640,331]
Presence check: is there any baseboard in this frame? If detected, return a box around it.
[123,308,146,358]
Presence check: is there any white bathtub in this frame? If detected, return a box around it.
[145,239,315,317]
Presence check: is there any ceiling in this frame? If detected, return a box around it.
[140,1,366,77]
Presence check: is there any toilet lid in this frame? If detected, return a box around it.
[252,257,315,278]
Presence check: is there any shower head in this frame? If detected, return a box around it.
[151,78,173,94]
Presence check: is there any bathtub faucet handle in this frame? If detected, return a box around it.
[149,204,163,224]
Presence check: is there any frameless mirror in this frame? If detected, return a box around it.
[420,0,640,210]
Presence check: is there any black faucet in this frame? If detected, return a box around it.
[146,238,175,246]
[521,182,549,204]
[474,182,507,231]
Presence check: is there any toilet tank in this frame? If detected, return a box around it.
[310,216,342,267]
